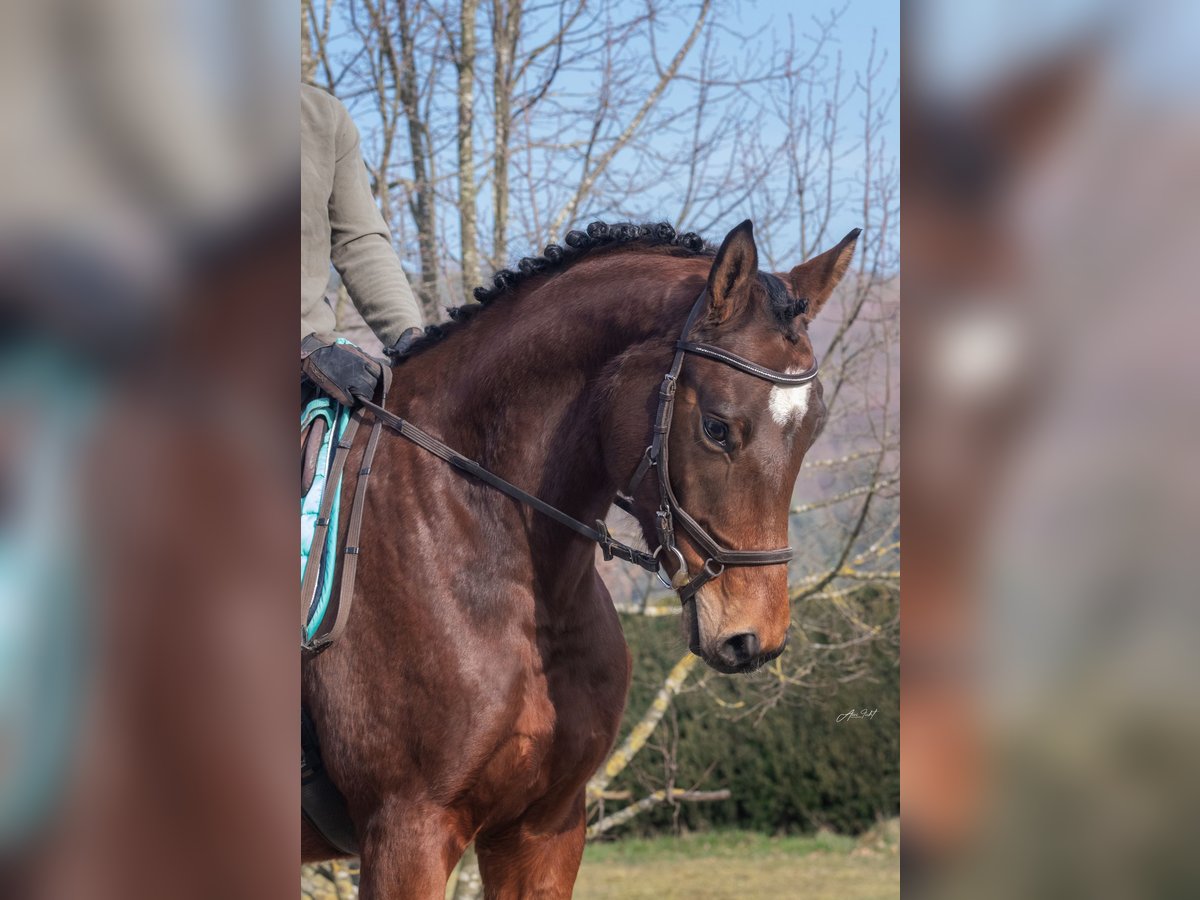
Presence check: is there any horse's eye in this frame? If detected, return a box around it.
[702,416,730,445]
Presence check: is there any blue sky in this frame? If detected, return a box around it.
[328,0,898,272]
[605,0,899,248]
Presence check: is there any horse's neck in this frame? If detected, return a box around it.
[393,267,691,594]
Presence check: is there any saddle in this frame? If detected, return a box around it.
[300,364,391,655]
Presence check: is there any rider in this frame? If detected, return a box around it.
[300,83,424,405]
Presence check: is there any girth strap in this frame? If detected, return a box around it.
[302,366,393,655]
[324,366,392,647]
[300,417,360,636]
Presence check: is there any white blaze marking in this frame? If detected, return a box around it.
[768,379,812,427]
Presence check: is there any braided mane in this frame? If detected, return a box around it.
[396,220,808,361]
[398,221,714,360]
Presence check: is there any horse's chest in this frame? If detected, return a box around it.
[476,645,629,813]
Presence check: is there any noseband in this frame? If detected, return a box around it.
[356,287,817,606]
[613,288,818,603]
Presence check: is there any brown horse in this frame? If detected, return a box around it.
[302,219,858,897]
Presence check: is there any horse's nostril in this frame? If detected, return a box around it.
[719,632,760,668]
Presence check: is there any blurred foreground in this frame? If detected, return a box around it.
[0,1,297,898]
[904,0,1200,896]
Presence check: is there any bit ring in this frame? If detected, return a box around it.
[653,544,688,589]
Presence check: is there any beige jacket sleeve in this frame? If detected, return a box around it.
[302,85,424,345]
[325,95,424,346]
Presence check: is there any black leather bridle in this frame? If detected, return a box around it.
[356,287,818,605]
[612,288,818,602]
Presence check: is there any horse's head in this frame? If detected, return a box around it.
[619,220,859,673]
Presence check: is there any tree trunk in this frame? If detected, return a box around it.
[457,0,481,299]
[300,0,315,84]
[490,0,520,269]
[395,0,441,310]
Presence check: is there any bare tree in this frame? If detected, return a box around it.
[455,0,481,293]
[488,0,519,268]
[547,0,712,237]
[302,0,316,84]
[389,0,441,308]
[302,0,898,871]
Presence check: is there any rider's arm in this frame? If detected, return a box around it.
[327,100,424,348]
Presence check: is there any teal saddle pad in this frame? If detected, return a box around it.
[301,396,351,641]
[0,348,90,847]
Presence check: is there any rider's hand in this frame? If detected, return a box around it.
[301,336,382,406]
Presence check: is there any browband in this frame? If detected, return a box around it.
[676,341,819,385]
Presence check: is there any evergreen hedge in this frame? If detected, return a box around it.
[607,603,898,836]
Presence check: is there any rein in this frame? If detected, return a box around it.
[356,288,818,605]
[353,394,660,572]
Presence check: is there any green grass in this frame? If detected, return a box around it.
[573,826,898,900]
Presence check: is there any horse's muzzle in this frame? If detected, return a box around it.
[700,631,788,674]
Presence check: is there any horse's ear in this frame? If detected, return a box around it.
[783,228,861,321]
[705,219,759,325]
